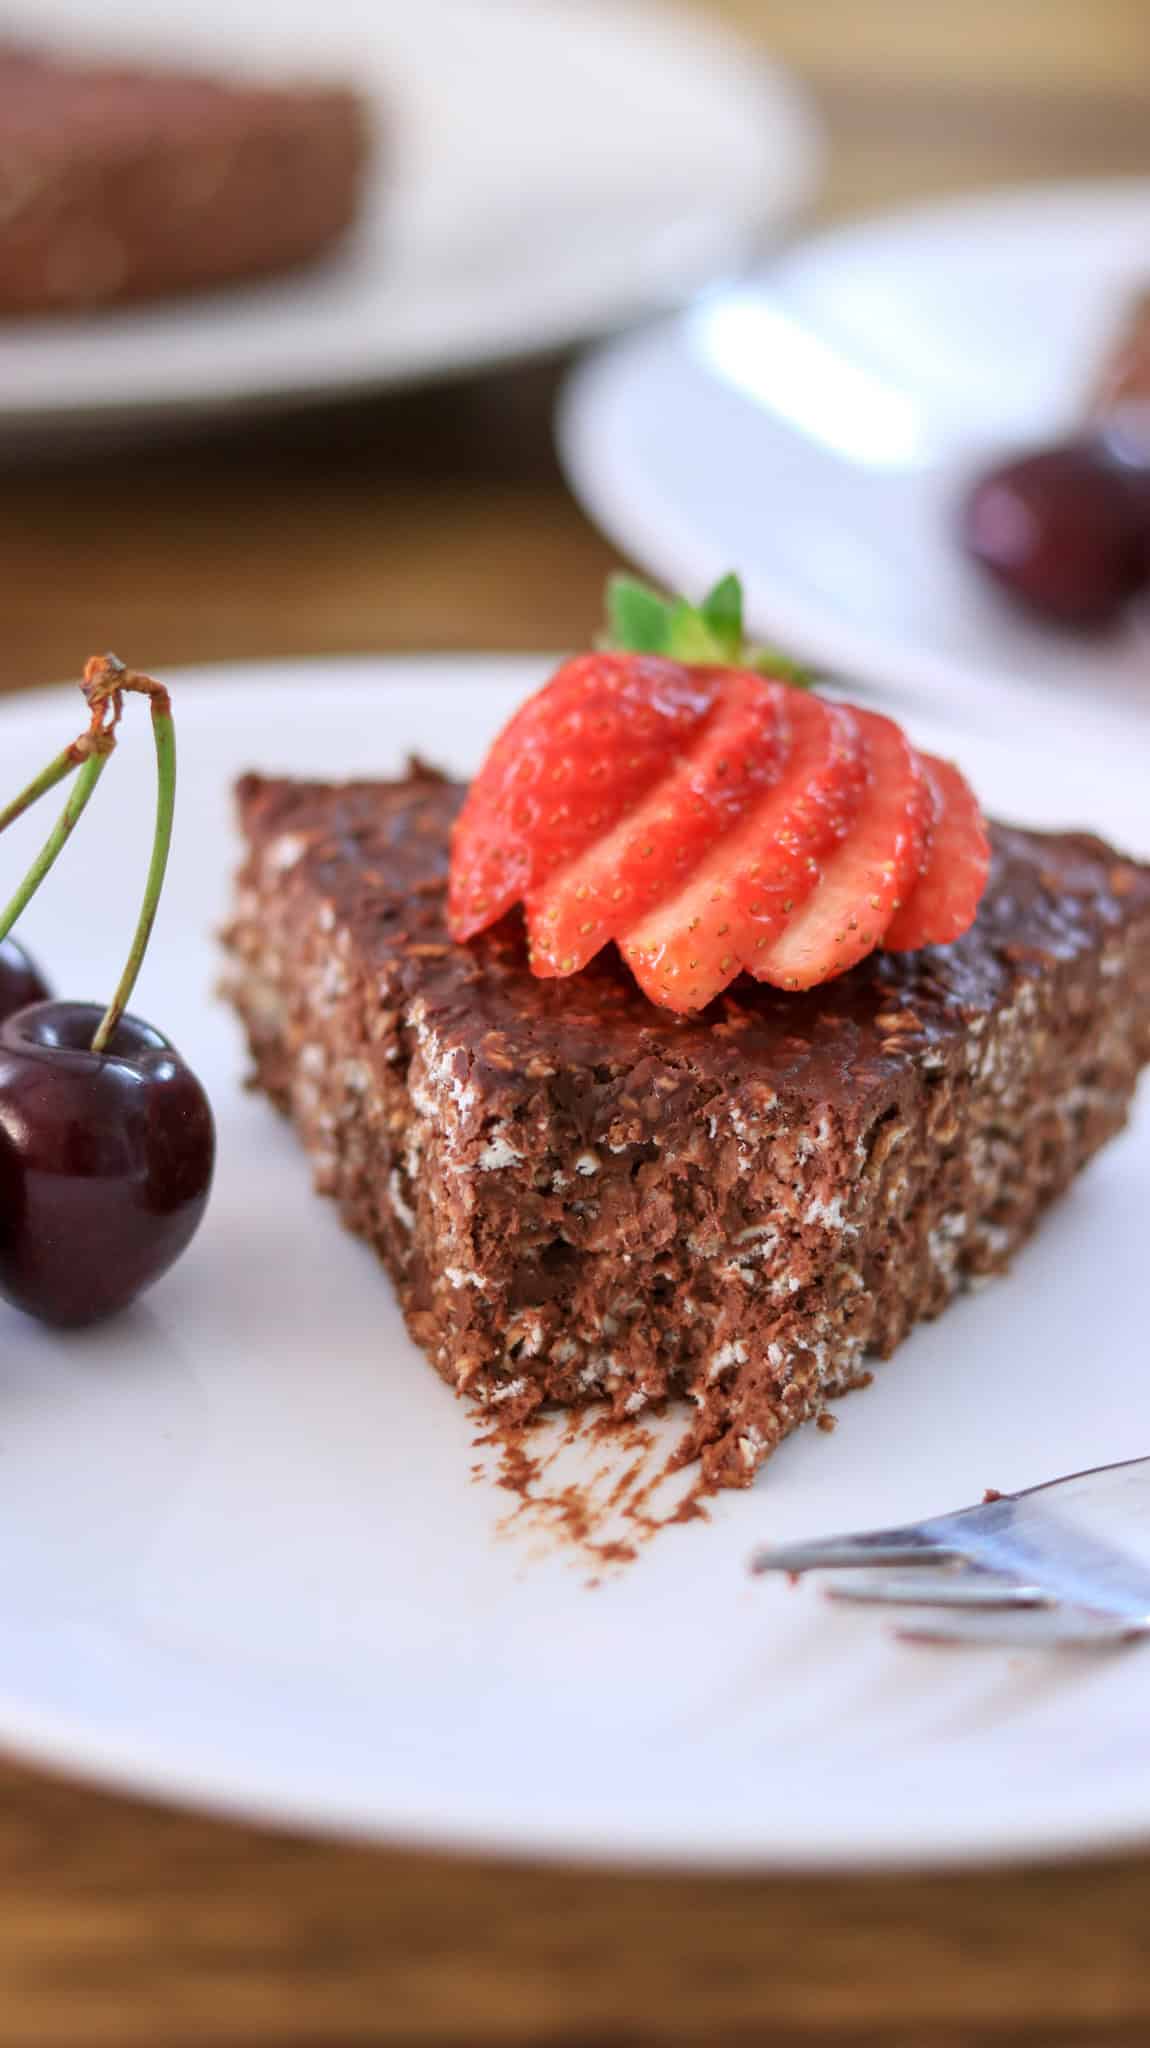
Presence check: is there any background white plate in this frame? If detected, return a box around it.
[0,657,1147,1872]
[558,180,1150,746]
[0,0,818,436]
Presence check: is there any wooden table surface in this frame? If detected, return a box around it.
[3,4,1150,2043]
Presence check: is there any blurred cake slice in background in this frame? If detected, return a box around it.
[0,43,374,312]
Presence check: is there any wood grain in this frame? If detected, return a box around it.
[3,1757,1150,2048]
[2,3,1149,2041]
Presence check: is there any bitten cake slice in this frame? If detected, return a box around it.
[224,769,1150,1488]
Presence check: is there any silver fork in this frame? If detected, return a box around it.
[750,1456,1150,1647]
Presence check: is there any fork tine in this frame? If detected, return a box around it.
[827,1574,1051,1609]
[750,1533,950,1575]
[895,1607,1149,1649]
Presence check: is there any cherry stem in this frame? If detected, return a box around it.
[0,749,112,947]
[0,682,121,839]
[0,746,82,837]
[90,674,175,1056]
[0,654,175,1055]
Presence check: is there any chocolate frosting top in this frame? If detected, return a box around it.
[236,769,1150,1131]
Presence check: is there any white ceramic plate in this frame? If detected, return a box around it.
[0,0,817,438]
[0,657,1148,1870]
[559,180,1150,744]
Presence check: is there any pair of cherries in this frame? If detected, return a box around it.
[0,659,213,1327]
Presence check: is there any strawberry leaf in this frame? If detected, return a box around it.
[602,568,814,687]
[604,575,674,654]
[663,598,726,664]
[751,647,816,688]
[699,573,744,659]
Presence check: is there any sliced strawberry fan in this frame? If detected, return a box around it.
[448,573,990,1012]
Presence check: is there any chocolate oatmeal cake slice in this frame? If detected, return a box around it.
[225,768,1150,1488]
[0,45,372,312]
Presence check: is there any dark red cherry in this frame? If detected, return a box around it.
[0,937,50,1022]
[0,1001,214,1327]
[962,441,1150,628]
[1096,408,1150,577]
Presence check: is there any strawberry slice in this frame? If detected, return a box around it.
[621,695,866,1012]
[883,754,990,951]
[526,671,792,978]
[447,570,991,1009]
[753,709,931,991]
[448,653,718,940]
